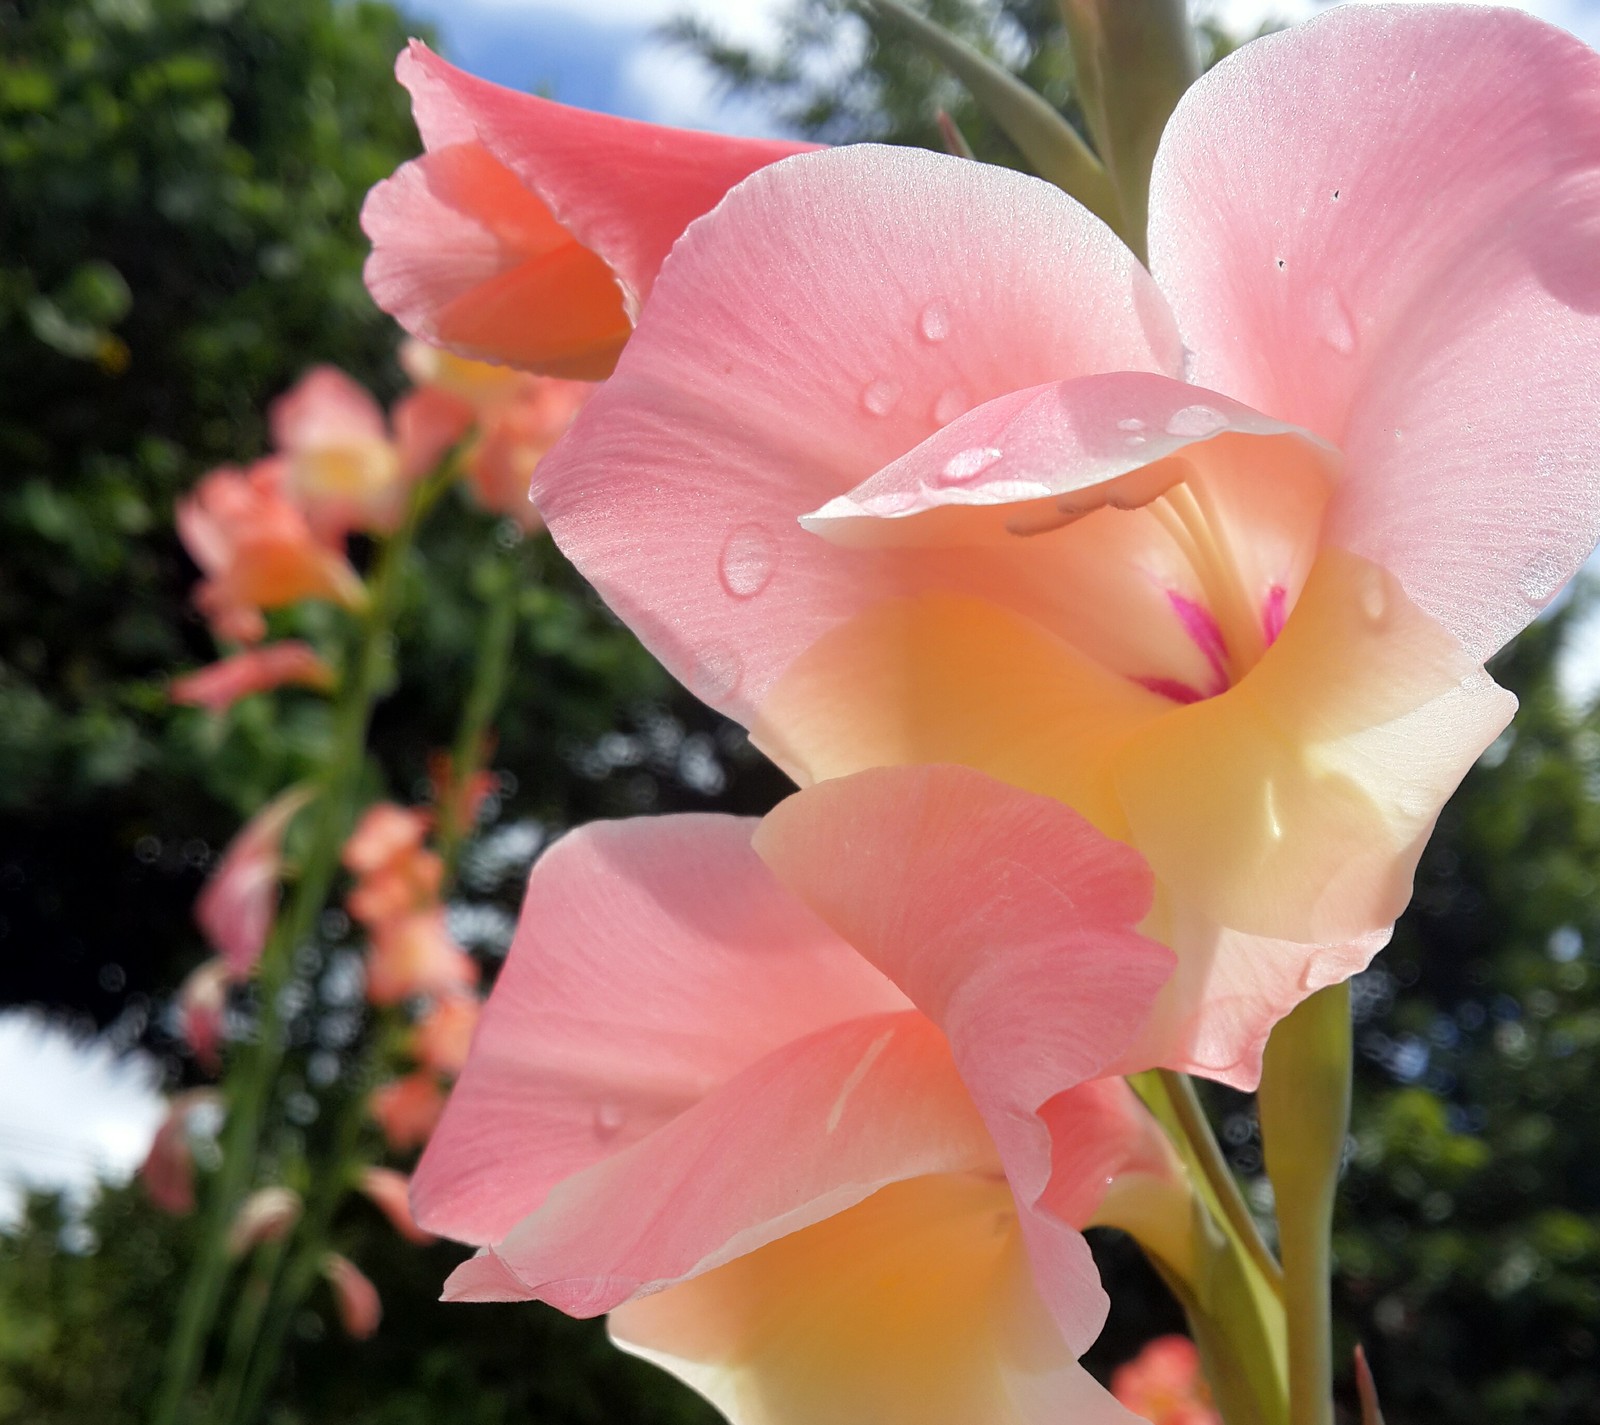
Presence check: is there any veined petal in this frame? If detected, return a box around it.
[411,815,909,1245]
[532,143,1183,724]
[1150,3,1600,663]
[609,1174,1142,1425]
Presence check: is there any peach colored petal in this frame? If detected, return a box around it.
[343,802,431,877]
[195,785,315,979]
[1150,4,1600,664]
[464,378,592,529]
[362,43,813,377]
[411,815,910,1246]
[530,143,1183,723]
[227,1186,302,1256]
[1112,1336,1220,1425]
[359,1166,436,1245]
[393,383,475,481]
[170,642,335,712]
[365,907,478,1006]
[411,994,480,1076]
[370,1071,446,1152]
[609,1174,1143,1425]
[323,1253,382,1339]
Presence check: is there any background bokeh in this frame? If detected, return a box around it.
[5,1,1600,1421]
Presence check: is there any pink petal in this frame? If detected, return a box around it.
[609,1173,1143,1425]
[482,1011,995,1317]
[370,1071,446,1152]
[170,642,335,712]
[411,815,911,1246]
[393,383,475,481]
[227,1186,302,1256]
[531,143,1183,723]
[195,785,315,978]
[324,1253,382,1339]
[270,366,387,452]
[752,764,1173,1349]
[359,1166,436,1245]
[1149,3,1600,663]
[140,1089,219,1216]
[177,958,230,1072]
[362,43,812,377]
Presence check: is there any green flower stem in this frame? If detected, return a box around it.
[226,533,527,1425]
[152,475,442,1425]
[1258,981,1352,1425]
[208,1232,290,1425]
[1157,1068,1284,1296]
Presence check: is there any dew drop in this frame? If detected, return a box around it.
[1166,404,1227,438]
[593,1100,624,1140]
[860,378,900,416]
[939,446,1003,485]
[689,645,743,704]
[918,301,951,342]
[1125,433,1148,447]
[932,385,970,425]
[1117,417,1146,432]
[718,523,778,599]
[1311,285,1358,355]
[1519,548,1567,605]
[1358,567,1389,623]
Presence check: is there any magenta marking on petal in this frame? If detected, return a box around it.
[1135,675,1207,705]
[1166,591,1229,687]
[1262,584,1288,646]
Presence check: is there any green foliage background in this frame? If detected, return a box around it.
[3,1,1600,1422]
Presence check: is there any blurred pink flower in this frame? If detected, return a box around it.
[177,460,364,642]
[365,907,478,1007]
[323,1253,382,1339]
[140,1090,220,1216]
[176,958,229,1073]
[359,1166,436,1245]
[370,1071,446,1152]
[226,1185,303,1257]
[195,786,314,979]
[362,43,814,379]
[411,994,479,1076]
[270,365,471,538]
[170,641,334,712]
[414,766,1183,1423]
[527,6,1600,1086]
[1112,1336,1220,1425]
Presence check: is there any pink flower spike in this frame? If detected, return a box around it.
[177,958,230,1073]
[227,1185,303,1257]
[359,1166,436,1245]
[411,994,480,1076]
[195,785,316,979]
[342,803,430,878]
[323,1253,382,1340]
[370,1071,446,1152]
[170,642,335,713]
[365,907,478,1007]
[1112,1336,1220,1425]
[361,42,815,378]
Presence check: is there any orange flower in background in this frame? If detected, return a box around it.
[411,994,480,1076]
[176,459,365,643]
[428,743,496,841]
[270,365,472,539]
[365,907,479,1006]
[170,641,335,713]
[1112,1336,1220,1425]
[370,1071,446,1151]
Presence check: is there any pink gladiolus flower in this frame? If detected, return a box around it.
[359,1166,436,1245]
[1112,1337,1220,1425]
[413,766,1182,1423]
[342,802,444,927]
[525,6,1600,1086]
[366,907,478,1007]
[195,786,315,979]
[343,802,430,877]
[176,460,365,642]
[227,1185,303,1257]
[177,958,230,1072]
[323,1253,382,1339]
[170,641,335,712]
[361,43,815,379]
[140,1090,220,1216]
[427,743,497,842]
[370,1071,447,1151]
[270,365,472,538]
[411,993,480,1076]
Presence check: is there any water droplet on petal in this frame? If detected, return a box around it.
[1125,433,1148,447]
[1182,346,1198,383]
[1358,567,1389,623]
[593,1100,624,1140]
[938,446,1003,485]
[1117,417,1146,432]
[918,302,951,342]
[1166,405,1227,438]
[1311,285,1358,355]
[689,646,743,704]
[860,378,900,416]
[718,523,778,599]
[933,385,970,425]
[1519,548,1567,605]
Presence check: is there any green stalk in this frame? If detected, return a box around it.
[209,1233,290,1424]
[227,536,525,1425]
[1258,982,1352,1425]
[151,476,441,1425]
